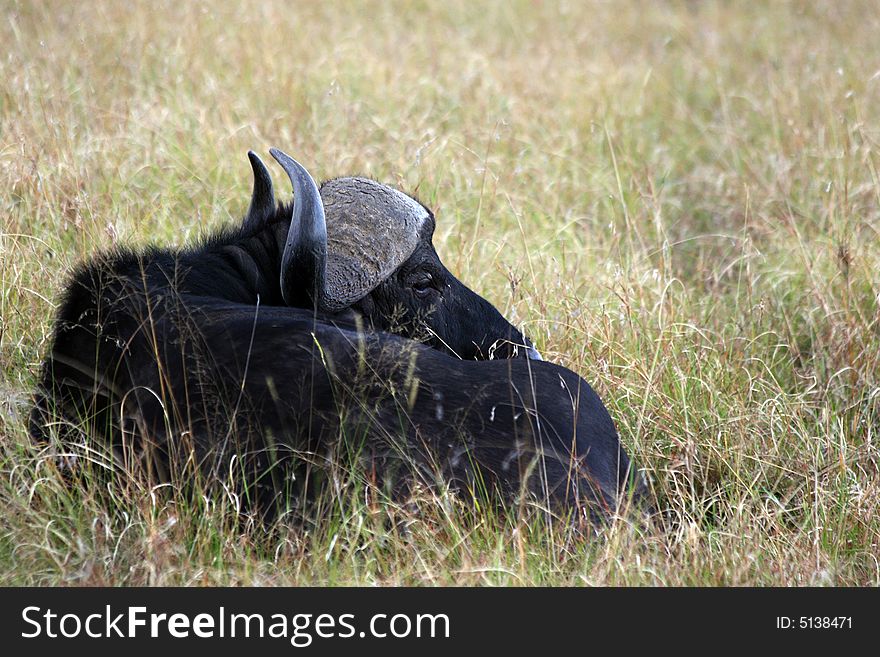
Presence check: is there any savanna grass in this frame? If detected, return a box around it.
[1,0,878,585]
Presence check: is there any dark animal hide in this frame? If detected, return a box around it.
[29,150,646,521]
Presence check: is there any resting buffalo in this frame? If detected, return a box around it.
[29,149,645,520]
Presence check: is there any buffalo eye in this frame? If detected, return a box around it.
[411,273,435,298]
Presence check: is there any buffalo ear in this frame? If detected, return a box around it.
[242,150,276,230]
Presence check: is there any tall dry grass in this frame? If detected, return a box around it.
[1,0,878,585]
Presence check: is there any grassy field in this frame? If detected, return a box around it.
[2,0,879,586]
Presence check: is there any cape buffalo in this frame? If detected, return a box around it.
[29,149,645,520]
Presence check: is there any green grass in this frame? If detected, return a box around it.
[2,0,879,585]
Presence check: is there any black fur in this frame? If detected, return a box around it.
[30,196,645,519]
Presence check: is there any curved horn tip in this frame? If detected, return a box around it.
[247,149,264,169]
[247,151,274,188]
[243,150,276,229]
[269,149,324,236]
[268,148,310,175]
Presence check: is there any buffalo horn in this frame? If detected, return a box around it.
[243,151,276,230]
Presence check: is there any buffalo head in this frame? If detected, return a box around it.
[244,149,542,362]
